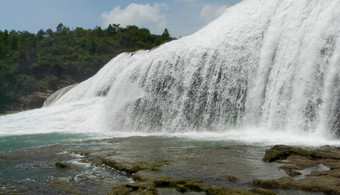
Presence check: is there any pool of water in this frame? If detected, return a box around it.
[0,133,131,194]
[0,133,90,153]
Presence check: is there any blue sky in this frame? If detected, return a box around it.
[0,0,241,37]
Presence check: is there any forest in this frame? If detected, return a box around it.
[0,23,174,113]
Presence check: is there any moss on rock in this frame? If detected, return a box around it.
[226,175,238,182]
[153,177,206,192]
[249,188,277,195]
[259,145,340,194]
[109,174,274,195]
[100,158,169,175]
[253,175,340,194]
[108,182,156,195]
[253,177,295,189]
[263,145,340,162]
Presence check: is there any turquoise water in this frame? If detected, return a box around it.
[0,133,90,153]
[0,133,131,194]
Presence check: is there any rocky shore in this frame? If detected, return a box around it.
[253,145,340,195]
[2,136,340,194]
[76,139,340,194]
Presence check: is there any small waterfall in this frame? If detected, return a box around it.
[1,0,339,143]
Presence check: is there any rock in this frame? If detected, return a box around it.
[108,182,156,195]
[250,188,277,195]
[226,175,238,182]
[49,178,80,194]
[109,176,260,195]
[257,145,340,194]
[204,185,256,195]
[263,145,340,162]
[21,91,54,110]
[278,165,302,177]
[253,177,295,189]
[55,162,70,168]
[153,177,206,192]
[100,158,169,175]
[253,176,339,195]
[329,169,340,178]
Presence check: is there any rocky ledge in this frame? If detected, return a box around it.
[43,137,340,195]
[98,158,275,195]
[253,145,340,195]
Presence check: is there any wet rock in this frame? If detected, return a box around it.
[220,175,238,182]
[157,188,206,195]
[49,178,80,194]
[109,175,262,195]
[329,169,340,178]
[100,158,169,175]
[55,162,70,168]
[204,185,257,195]
[0,181,27,194]
[108,181,156,195]
[263,145,340,162]
[249,188,277,195]
[153,177,206,192]
[281,155,318,167]
[226,175,238,182]
[278,165,302,177]
[253,177,296,189]
[253,176,339,195]
[255,145,340,194]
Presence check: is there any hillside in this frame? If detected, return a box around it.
[0,23,174,113]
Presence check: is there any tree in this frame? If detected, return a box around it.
[9,30,18,50]
[57,23,64,33]
[0,60,18,112]
[37,29,46,40]
[106,24,115,36]
[95,26,103,37]
[74,27,86,37]
[113,24,120,32]
[87,40,97,54]
[46,29,53,37]
[162,28,171,39]
[18,50,29,74]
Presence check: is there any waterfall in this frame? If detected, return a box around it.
[1,0,339,142]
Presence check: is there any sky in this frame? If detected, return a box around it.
[0,0,242,37]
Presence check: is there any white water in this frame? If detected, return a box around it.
[0,0,339,146]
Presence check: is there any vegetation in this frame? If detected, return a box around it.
[0,23,174,113]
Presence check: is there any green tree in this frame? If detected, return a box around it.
[106,24,115,36]
[37,29,46,40]
[87,40,97,54]
[46,28,54,37]
[9,31,18,50]
[94,26,103,37]
[162,28,171,40]
[0,60,18,112]
[56,23,64,33]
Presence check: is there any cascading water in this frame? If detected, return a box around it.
[0,0,339,145]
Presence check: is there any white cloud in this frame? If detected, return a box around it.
[200,4,228,23]
[101,3,167,32]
